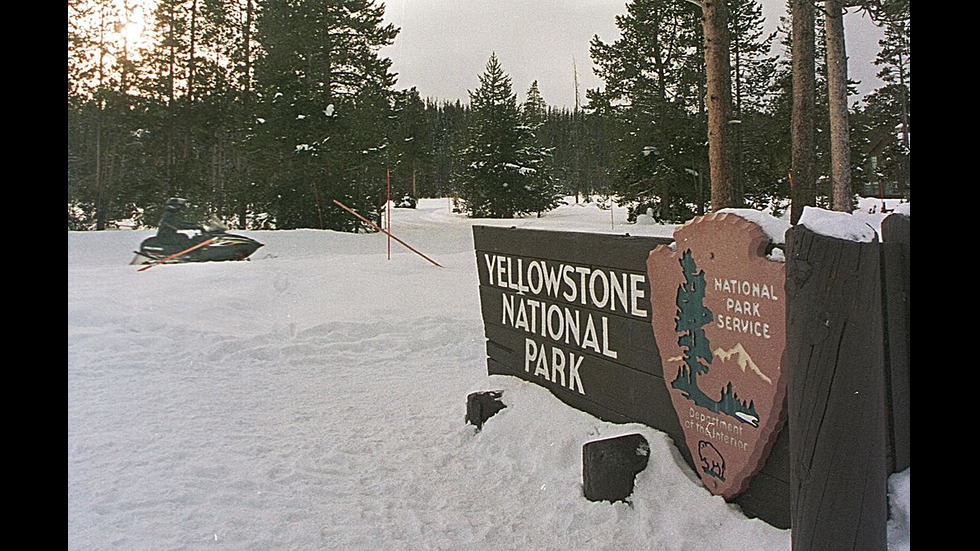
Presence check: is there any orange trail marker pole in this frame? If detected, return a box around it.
[137,238,215,272]
[333,200,443,268]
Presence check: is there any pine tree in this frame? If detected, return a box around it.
[728,0,780,208]
[426,99,469,198]
[68,0,156,229]
[675,250,713,379]
[388,88,432,201]
[252,0,398,230]
[589,0,706,222]
[68,0,401,230]
[521,81,547,125]
[589,0,783,217]
[729,0,777,116]
[857,5,909,198]
[458,54,561,218]
[769,2,866,212]
[670,249,757,421]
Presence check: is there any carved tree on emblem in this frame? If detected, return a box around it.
[671,249,759,425]
[674,250,713,390]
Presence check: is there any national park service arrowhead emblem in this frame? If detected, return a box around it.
[646,212,787,499]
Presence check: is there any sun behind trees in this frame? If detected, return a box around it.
[68,0,403,232]
[68,1,908,231]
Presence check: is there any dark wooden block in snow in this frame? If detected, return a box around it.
[582,433,650,503]
[465,390,505,431]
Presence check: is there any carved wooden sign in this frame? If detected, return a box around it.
[473,223,793,522]
[646,212,787,499]
[473,226,674,427]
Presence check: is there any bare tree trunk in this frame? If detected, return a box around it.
[826,0,852,212]
[412,163,418,198]
[95,106,106,230]
[94,3,111,230]
[702,0,737,211]
[189,0,198,103]
[167,1,177,196]
[236,0,255,229]
[213,135,225,216]
[791,0,816,224]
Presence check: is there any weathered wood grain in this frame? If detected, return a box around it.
[475,225,792,528]
[881,214,910,472]
[786,225,888,551]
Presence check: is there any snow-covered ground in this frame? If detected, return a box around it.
[68,198,909,550]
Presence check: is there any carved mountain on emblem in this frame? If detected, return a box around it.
[713,344,771,385]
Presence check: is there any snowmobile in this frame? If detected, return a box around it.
[132,219,263,265]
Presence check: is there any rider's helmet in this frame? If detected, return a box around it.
[165,197,188,212]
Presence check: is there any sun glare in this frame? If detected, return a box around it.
[118,18,147,50]
[70,0,155,55]
[69,0,157,96]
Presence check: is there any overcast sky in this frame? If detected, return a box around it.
[380,0,884,108]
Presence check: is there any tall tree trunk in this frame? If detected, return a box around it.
[213,135,225,215]
[790,0,816,224]
[236,0,255,228]
[826,0,851,212]
[96,105,106,230]
[95,4,108,230]
[167,1,177,196]
[412,162,418,198]
[189,0,198,103]
[244,0,253,97]
[702,0,737,210]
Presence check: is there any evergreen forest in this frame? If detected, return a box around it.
[68,0,910,231]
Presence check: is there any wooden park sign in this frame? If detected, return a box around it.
[647,212,787,498]
[473,218,790,521]
[473,226,673,426]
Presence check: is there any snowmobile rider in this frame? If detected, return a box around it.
[157,198,202,244]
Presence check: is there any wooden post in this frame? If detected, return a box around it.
[881,213,910,472]
[785,225,888,551]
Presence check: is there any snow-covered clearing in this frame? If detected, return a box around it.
[68,198,908,550]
